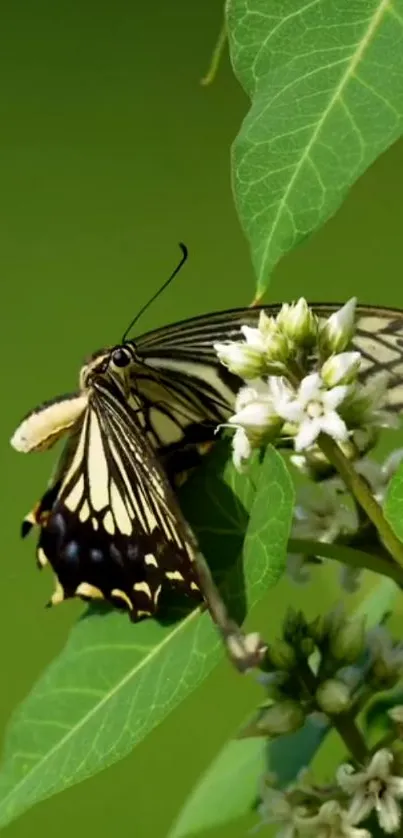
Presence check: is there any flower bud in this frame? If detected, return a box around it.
[316,679,350,715]
[232,427,252,471]
[388,705,403,725]
[340,373,395,431]
[318,298,357,356]
[329,616,366,664]
[283,608,308,642]
[229,402,283,446]
[300,637,316,658]
[321,352,361,387]
[276,298,318,346]
[267,639,296,671]
[257,700,305,736]
[257,310,277,337]
[214,341,266,379]
[264,330,292,368]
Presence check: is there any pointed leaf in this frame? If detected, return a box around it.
[168,738,266,838]
[384,462,403,543]
[244,445,295,592]
[227,0,403,296]
[0,445,294,828]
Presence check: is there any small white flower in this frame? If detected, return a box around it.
[240,323,266,351]
[230,380,282,439]
[276,297,318,346]
[367,626,403,685]
[273,372,350,452]
[286,553,313,585]
[338,749,403,833]
[339,565,363,594]
[298,800,371,838]
[257,700,305,736]
[258,785,308,838]
[214,339,265,378]
[342,372,398,431]
[321,352,361,387]
[292,481,357,543]
[232,427,251,470]
[388,705,403,725]
[341,449,403,505]
[225,379,284,469]
[319,298,357,356]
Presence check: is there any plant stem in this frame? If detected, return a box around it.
[332,713,369,763]
[298,658,369,763]
[318,433,403,570]
[200,12,227,86]
[288,538,403,586]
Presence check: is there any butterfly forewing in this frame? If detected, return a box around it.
[30,377,201,620]
[134,304,403,422]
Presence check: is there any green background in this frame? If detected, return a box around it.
[1,1,403,836]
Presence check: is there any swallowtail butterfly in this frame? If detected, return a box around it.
[11,291,403,621]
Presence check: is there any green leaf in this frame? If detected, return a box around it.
[168,716,328,838]
[226,0,403,297]
[0,445,294,829]
[384,463,403,543]
[168,738,266,838]
[244,445,295,593]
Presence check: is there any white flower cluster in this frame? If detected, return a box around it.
[288,449,403,590]
[260,748,403,837]
[214,298,396,471]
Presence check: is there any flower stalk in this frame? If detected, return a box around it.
[318,433,403,571]
[287,539,403,587]
[297,656,369,764]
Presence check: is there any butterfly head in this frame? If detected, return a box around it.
[80,343,137,388]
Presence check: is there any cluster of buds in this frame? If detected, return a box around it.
[243,610,403,835]
[288,448,403,591]
[242,608,403,739]
[214,298,396,471]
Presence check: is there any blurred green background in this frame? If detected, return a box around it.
[1,1,403,836]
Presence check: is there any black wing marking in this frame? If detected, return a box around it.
[27,377,202,621]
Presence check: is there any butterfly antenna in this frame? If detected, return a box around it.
[121,243,188,343]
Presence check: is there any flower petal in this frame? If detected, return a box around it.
[347,791,374,826]
[295,417,322,451]
[232,427,251,471]
[376,791,401,833]
[276,399,304,424]
[231,401,273,429]
[241,325,265,350]
[367,749,393,780]
[323,384,350,410]
[298,372,322,406]
[319,411,349,443]
[388,776,403,799]
[337,764,365,794]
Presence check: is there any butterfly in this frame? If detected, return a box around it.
[10,273,403,622]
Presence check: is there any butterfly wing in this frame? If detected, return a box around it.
[132,304,403,467]
[14,302,403,622]
[26,376,202,620]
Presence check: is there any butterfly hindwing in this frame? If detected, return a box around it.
[29,376,201,620]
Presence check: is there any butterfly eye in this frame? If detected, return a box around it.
[111,347,131,368]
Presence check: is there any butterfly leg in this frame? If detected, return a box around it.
[192,547,267,672]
